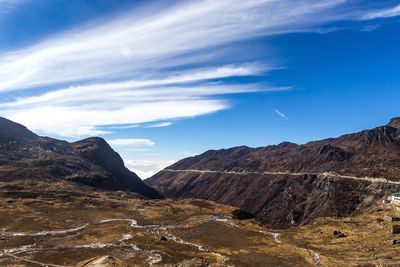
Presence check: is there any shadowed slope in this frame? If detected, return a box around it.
[0,117,161,198]
[73,137,161,198]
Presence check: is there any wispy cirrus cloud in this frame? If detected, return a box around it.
[0,63,264,107]
[274,108,289,120]
[0,64,282,137]
[0,0,348,92]
[362,4,400,20]
[0,0,392,138]
[0,0,24,16]
[108,138,155,147]
[146,122,173,128]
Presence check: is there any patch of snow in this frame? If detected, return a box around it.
[270,232,281,243]
[119,234,133,242]
[75,243,114,249]
[147,251,162,265]
[6,224,88,237]
[1,243,36,256]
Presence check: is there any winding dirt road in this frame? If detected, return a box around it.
[163,169,400,185]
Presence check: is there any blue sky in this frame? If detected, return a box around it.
[0,0,399,178]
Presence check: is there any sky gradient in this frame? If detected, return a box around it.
[0,0,399,178]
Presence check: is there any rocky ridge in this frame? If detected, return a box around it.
[147,117,400,226]
[0,116,161,198]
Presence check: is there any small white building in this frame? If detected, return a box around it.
[392,193,400,205]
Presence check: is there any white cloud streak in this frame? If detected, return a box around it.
[274,108,289,120]
[3,98,230,137]
[146,122,173,128]
[0,0,348,92]
[0,64,279,137]
[0,64,263,107]
[0,0,381,137]
[106,124,140,129]
[362,4,400,20]
[108,138,155,148]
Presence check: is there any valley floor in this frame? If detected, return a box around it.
[0,179,399,267]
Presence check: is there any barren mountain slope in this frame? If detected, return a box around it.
[147,117,400,226]
[0,116,161,198]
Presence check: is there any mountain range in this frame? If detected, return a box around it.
[147,117,400,226]
[2,115,400,227]
[1,116,400,266]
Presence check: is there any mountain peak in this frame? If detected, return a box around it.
[0,116,37,141]
[0,117,161,198]
[388,117,400,129]
[73,137,162,198]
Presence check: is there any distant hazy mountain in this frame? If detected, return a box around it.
[0,117,161,198]
[147,117,400,226]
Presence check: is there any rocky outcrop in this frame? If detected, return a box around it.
[0,117,161,199]
[147,117,400,226]
[388,117,400,129]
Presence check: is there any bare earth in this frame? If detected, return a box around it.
[0,179,399,267]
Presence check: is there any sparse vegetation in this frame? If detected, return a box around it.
[1,179,400,266]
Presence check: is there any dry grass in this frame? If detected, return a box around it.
[0,179,399,266]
